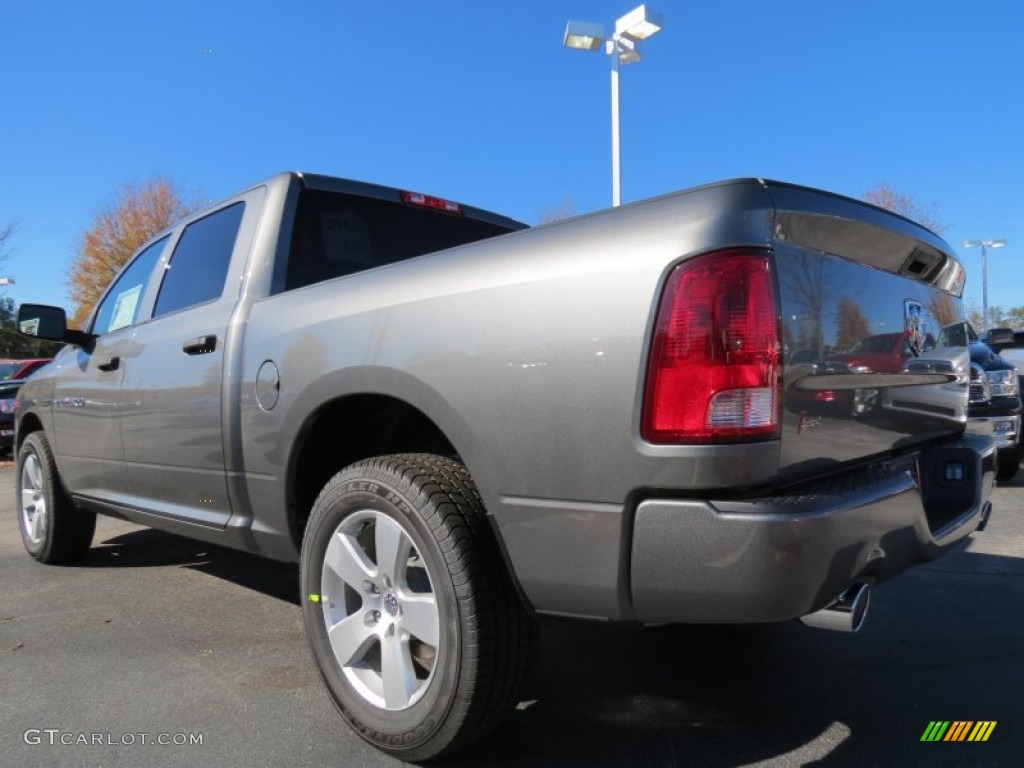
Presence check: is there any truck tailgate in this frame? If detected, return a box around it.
[767,182,970,477]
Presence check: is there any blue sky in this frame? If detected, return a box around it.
[2,1,1022,317]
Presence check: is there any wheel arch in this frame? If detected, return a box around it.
[285,393,461,550]
[16,411,45,452]
[282,391,533,614]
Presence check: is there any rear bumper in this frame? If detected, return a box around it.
[629,434,996,624]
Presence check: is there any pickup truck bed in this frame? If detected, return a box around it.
[15,173,994,760]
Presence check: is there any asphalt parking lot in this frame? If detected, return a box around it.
[2,466,1023,768]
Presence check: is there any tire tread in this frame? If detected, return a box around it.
[17,431,95,564]
[302,453,536,761]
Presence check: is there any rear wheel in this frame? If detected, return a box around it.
[17,432,96,563]
[300,454,535,761]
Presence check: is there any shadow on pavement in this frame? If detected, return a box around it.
[74,525,1023,767]
[451,548,1024,767]
[83,527,301,605]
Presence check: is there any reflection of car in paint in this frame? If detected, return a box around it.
[997,334,1024,373]
[0,358,52,380]
[965,326,1022,480]
[784,358,877,418]
[830,332,931,373]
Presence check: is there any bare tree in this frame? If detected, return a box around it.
[863,183,947,234]
[784,252,842,357]
[66,178,201,327]
[538,196,578,224]
[927,294,960,328]
[965,299,985,331]
[0,218,17,271]
[0,221,61,356]
[1003,307,1024,329]
[0,220,19,356]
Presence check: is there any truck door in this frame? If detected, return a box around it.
[117,197,256,527]
[49,236,169,498]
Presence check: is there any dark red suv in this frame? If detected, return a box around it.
[0,358,52,380]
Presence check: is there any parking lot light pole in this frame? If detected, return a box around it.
[963,239,1006,331]
[563,5,663,208]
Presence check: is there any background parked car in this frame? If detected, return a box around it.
[989,329,1024,372]
[966,327,1023,480]
[0,358,52,380]
[0,378,24,454]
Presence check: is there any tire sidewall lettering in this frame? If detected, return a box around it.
[333,480,416,518]
[302,469,460,747]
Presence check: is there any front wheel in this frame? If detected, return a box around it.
[17,431,96,563]
[300,454,535,761]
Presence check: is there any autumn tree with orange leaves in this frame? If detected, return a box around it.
[834,296,870,352]
[66,178,201,327]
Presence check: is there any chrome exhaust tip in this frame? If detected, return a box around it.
[977,500,993,532]
[799,582,871,633]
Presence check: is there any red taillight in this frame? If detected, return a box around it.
[642,248,781,443]
[399,190,464,215]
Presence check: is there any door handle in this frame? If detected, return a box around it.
[183,335,218,355]
[97,357,120,372]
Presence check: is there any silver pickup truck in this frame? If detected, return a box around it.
[15,173,995,760]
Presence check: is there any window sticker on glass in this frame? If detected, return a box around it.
[320,211,371,264]
[108,284,143,332]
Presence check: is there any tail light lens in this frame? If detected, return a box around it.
[642,248,781,443]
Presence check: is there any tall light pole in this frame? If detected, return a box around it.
[563,5,663,207]
[963,239,1006,331]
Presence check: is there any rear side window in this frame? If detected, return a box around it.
[284,190,513,291]
[92,236,169,335]
[153,203,245,318]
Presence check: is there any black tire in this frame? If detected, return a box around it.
[300,454,535,762]
[996,442,1022,481]
[17,431,96,563]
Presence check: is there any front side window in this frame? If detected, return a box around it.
[91,236,169,336]
[153,203,244,318]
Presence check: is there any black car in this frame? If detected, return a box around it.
[966,328,1023,480]
[0,378,24,454]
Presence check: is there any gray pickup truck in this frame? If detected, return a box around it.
[15,173,995,760]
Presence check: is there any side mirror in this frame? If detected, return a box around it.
[17,304,93,348]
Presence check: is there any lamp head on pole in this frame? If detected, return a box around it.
[563,20,606,51]
[614,4,664,41]
[963,238,1007,249]
[561,5,665,208]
